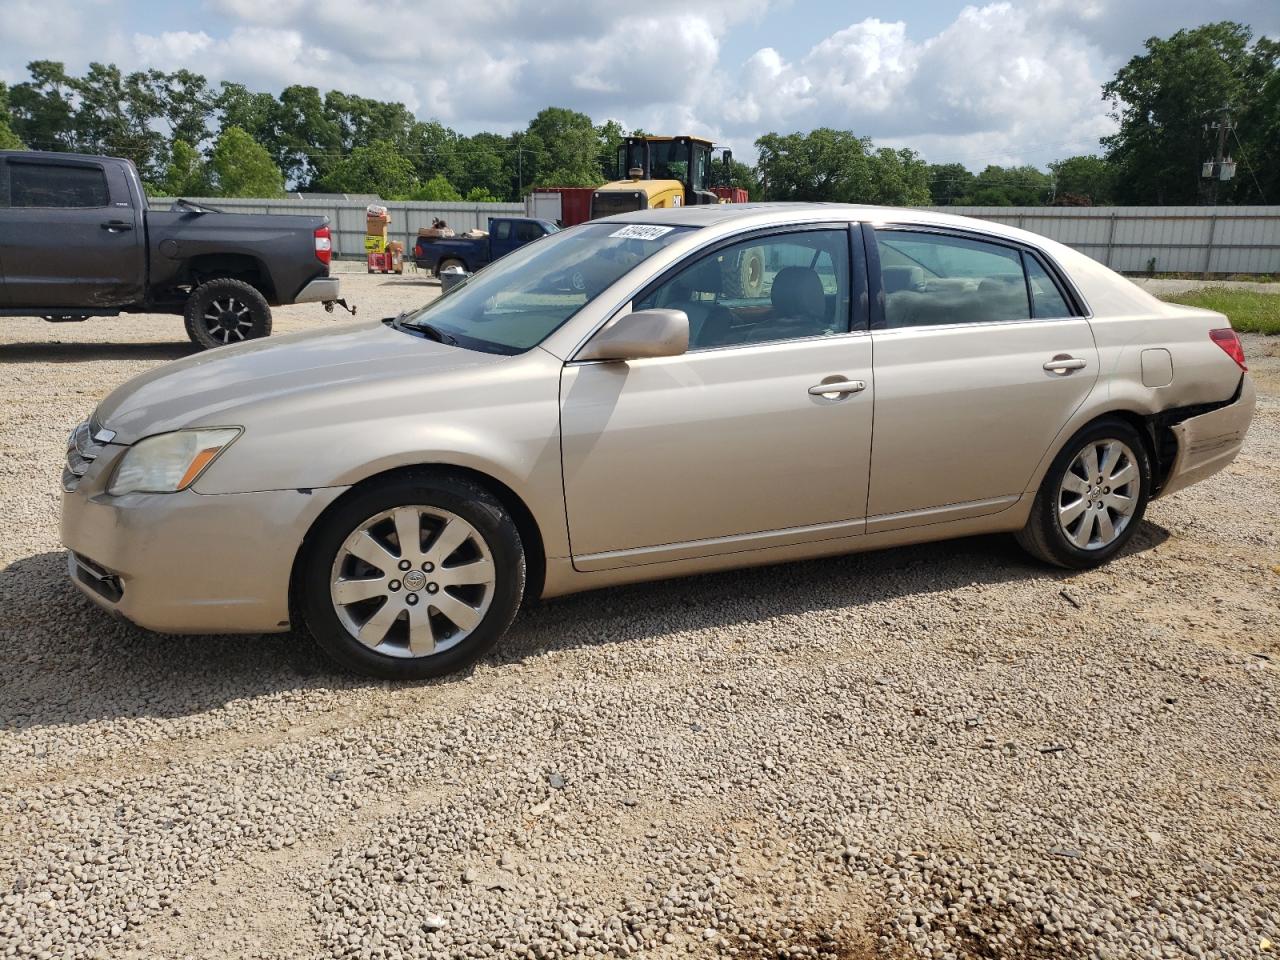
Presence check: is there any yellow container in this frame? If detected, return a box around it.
[363,235,388,253]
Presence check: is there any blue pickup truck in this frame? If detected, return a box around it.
[413,217,558,276]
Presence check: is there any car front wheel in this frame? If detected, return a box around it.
[301,474,525,679]
[1016,418,1152,569]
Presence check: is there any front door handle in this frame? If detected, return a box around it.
[101,220,133,232]
[808,378,867,397]
[1043,355,1087,374]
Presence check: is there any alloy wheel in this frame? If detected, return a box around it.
[202,296,256,344]
[1057,439,1139,550]
[329,506,496,658]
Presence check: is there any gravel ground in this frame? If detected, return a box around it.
[1,274,1277,960]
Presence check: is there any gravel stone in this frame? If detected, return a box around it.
[0,277,1277,959]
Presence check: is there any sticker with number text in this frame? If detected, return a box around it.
[608,225,676,241]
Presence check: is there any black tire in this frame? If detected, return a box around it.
[721,246,765,299]
[436,258,466,278]
[1016,417,1152,569]
[184,278,272,350]
[300,473,526,680]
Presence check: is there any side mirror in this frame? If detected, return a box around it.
[576,308,689,362]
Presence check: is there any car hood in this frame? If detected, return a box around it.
[94,321,506,443]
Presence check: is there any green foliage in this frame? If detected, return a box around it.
[208,126,285,198]
[160,139,210,196]
[964,165,1054,206]
[317,139,417,198]
[1160,289,1280,335]
[755,129,872,201]
[464,186,501,203]
[755,130,929,205]
[525,107,606,188]
[926,163,976,205]
[1104,22,1277,203]
[0,86,22,149]
[411,175,463,202]
[1048,155,1116,205]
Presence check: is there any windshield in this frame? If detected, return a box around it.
[403,223,694,354]
[649,141,688,182]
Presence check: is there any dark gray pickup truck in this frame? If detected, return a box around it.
[0,151,344,349]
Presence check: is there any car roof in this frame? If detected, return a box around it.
[601,202,1021,237]
[0,149,130,164]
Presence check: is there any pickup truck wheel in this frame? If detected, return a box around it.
[184,278,272,349]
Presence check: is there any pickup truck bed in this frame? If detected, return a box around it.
[414,217,558,275]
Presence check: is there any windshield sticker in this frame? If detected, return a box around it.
[609,225,676,241]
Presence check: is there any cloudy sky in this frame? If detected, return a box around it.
[1,0,1276,168]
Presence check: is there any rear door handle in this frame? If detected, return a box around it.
[808,378,867,397]
[101,220,133,231]
[1043,355,1087,374]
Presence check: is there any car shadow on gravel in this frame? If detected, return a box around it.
[500,523,1171,667]
[0,524,1168,733]
[0,340,198,363]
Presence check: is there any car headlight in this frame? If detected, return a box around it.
[108,428,242,496]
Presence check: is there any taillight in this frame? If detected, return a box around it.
[314,225,332,267]
[1209,327,1247,371]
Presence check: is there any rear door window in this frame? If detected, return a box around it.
[9,162,110,208]
[874,230,1030,327]
[1024,254,1072,318]
[492,220,513,241]
[516,221,544,242]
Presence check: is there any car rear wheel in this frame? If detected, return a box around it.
[184,278,272,349]
[1016,418,1151,569]
[300,474,525,679]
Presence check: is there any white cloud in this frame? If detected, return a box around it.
[710,3,1116,167]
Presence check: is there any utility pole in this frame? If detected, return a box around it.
[1201,106,1237,205]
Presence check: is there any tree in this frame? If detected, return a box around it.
[208,126,285,197]
[70,62,166,179]
[0,83,23,149]
[1049,155,1116,205]
[963,165,1054,206]
[316,139,416,197]
[216,82,282,158]
[454,133,509,199]
[755,129,877,201]
[525,107,605,187]
[159,139,211,196]
[927,163,976,205]
[707,157,760,199]
[596,119,625,181]
[865,147,931,205]
[1103,22,1274,204]
[8,60,76,151]
[411,175,463,202]
[464,186,501,203]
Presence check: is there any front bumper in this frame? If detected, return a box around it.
[62,464,347,634]
[294,276,341,304]
[1159,375,1257,498]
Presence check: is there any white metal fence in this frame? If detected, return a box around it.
[931,205,1280,275]
[155,197,1280,275]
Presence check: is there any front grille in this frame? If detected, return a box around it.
[591,191,645,219]
[63,419,113,492]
